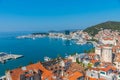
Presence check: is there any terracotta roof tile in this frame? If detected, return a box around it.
[8,62,53,80]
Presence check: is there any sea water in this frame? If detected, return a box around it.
[0,32,93,76]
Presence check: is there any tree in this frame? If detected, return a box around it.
[87,63,93,68]
[76,58,80,64]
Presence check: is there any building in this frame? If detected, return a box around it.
[42,58,85,80]
[6,62,53,80]
[101,46,113,63]
[95,45,113,63]
[114,53,120,70]
[112,45,120,53]
[85,65,117,80]
[95,47,102,56]
[100,37,116,45]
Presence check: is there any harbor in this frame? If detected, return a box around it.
[0,33,93,76]
[0,52,23,63]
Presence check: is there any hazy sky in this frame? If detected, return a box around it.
[0,0,120,32]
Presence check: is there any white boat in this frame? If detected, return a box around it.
[44,56,51,62]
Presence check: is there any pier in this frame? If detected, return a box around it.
[0,52,23,63]
[0,76,6,80]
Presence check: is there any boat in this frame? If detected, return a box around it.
[44,56,51,62]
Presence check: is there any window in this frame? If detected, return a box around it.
[91,74,93,77]
[100,72,105,75]
[77,76,84,80]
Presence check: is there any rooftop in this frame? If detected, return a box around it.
[7,62,53,80]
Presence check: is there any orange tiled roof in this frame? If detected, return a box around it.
[88,77,97,80]
[8,62,53,80]
[87,77,105,80]
[68,71,83,80]
[100,66,116,72]
[90,65,116,72]
[102,37,113,40]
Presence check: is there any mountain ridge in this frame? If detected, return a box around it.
[84,21,120,36]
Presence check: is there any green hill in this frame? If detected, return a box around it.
[84,21,120,36]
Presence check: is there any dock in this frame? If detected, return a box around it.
[0,76,6,80]
[0,52,23,63]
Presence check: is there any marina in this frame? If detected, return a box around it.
[0,32,93,76]
[0,52,23,63]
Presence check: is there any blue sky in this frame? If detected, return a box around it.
[0,0,120,32]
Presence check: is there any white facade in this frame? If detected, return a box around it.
[101,47,112,63]
[60,60,65,67]
[95,47,102,56]
[86,69,117,80]
[95,46,113,63]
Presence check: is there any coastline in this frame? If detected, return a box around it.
[0,32,94,76]
[16,30,92,45]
